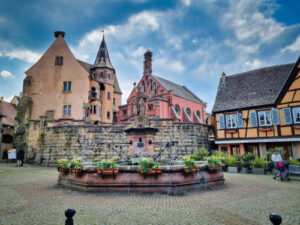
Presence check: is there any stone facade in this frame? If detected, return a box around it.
[23,119,209,165]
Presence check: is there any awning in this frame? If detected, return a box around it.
[215,137,300,144]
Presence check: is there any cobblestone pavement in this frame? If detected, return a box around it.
[0,164,299,225]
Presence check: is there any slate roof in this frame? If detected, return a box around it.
[212,63,295,113]
[93,35,114,70]
[152,75,204,104]
[0,100,17,126]
[77,59,122,94]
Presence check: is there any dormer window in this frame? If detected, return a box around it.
[55,56,63,65]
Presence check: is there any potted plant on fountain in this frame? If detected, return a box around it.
[139,158,161,175]
[182,156,199,173]
[56,159,69,173]
[251,157,266,174]
[69,158,82,174]
[207,157,222,172]
[227,156,238,173]
[97,159,119,176]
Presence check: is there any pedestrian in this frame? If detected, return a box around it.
[271,149,282,167]
[17,149,24,167]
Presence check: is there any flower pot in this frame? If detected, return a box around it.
[252,168,265,174]
[71,169,76,173]
[75,169,82,174]
[242,168,249,174]
[208,166,222,172]
[227,167,238,173]
[183,168,197,173]
[102,169,119,175]
[140,169,161,175]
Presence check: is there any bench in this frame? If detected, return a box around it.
[289,165,300,176]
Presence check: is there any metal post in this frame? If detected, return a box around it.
[269,213,282,225]
[65,208,76,225]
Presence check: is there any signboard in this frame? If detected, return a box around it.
[8,149,16,159]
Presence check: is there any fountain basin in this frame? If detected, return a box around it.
[58,164,224,195]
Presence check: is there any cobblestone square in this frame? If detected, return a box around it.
[0,164,299,225]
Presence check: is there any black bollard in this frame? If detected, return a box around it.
[269,213,282,225]
[65,208,76,225]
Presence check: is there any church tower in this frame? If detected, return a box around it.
[90,35,119,123]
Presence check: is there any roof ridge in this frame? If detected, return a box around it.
[226,62,294,78]
[182,86,204,103]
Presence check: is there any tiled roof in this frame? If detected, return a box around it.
[0,100,17,126]
[212,63,295,113]
[152,75,204,104]
[93,36,114,70]
[77,59,122,94]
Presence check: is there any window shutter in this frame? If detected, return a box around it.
[250,111,258,127]
[219,115,225,129]
[271,109,280,125]
[237,113,243,128]
[283,107,292,125]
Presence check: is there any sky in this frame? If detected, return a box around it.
[0,0,299,112]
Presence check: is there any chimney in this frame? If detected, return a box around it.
[54,31,65,38]
[221,72,226,84]
[143,49,152,75]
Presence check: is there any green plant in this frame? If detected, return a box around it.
[191,148,209,160]
[211,151,229,164]
[139,158,160,172]
[184,160,197,171]
[289,159,299,166]
[69,158,82,170]
[207,157,221,168]
[98,159,117,170]
[227,157,238,167]
[252,157,266,168]
[92,158,101,166]
[56,159,68,168]
[241,153,255,168]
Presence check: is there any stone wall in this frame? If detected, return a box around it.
[23,119,209,165]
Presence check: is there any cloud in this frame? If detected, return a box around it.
[0,70,15,78]
[0,49,41,63]
[282,36,300,52]
[245,59,263,69]
[181,0,191,7]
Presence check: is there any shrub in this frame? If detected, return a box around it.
[98,159,117,170]
[92,158,101,166]
[139,158,160,172]
[191,148,209,160]
[252,157,266,168]
[227,157,238,167]
[184,160,197,171]
[207,157,221,168]
[56,159,68,168]
[289,159,300,166]
[241,153,255,168]
[69,158,82,170]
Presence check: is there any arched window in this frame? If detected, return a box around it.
[100,72,104,79]
[175,105,180,114]
[153,82,157,95]
[196,110,201,119]
[150,79,153,91]
[107,92,111,100]
[107,111,110,119]
[186,108,191,116]
[145,75,148,86]
[91,87,96,92]
[139,137,142,142]
[142,81,145,92]
[148,104,153,111]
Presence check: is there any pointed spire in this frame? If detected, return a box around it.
[93,33,114,70]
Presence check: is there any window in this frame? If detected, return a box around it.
[89,105,97,114]
[150,79,153,90]
[292,107,300,124]
[258,111,272,126]
[153,82,157,95]
[55,56,63,65]
[100,72,104,79]
[175,105,180,114]
[186,108,191,116]
[113,98,116,106]
[63,81,71,92]
[123,109,127,116]
[226,114,237,128]
[196,110,201,119]
[107,111,110,119]
[63,105,72,115]
[142,81,145,92]
[107,92,111,100]
[108,73,111,80]
[148,104,153,111]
